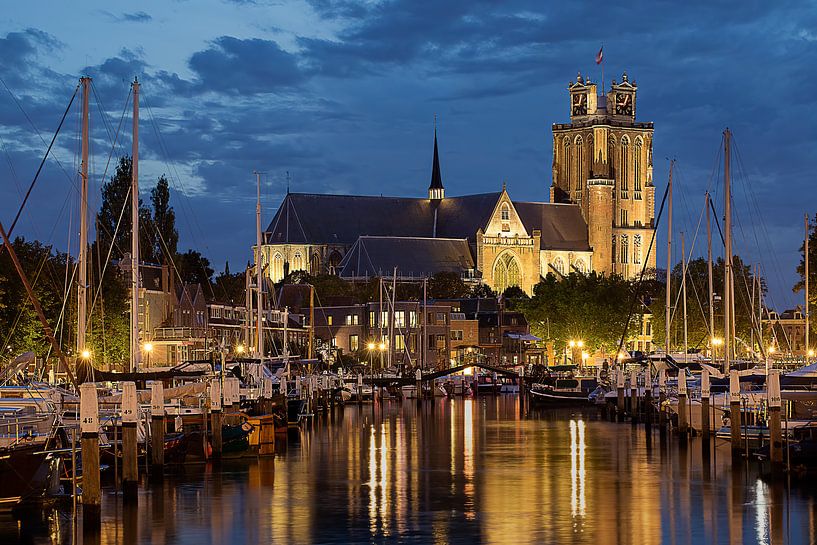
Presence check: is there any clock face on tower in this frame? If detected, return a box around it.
[615,93,633,116]
[572,93,587,116]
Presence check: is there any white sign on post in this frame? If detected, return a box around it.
[701,370,710,399]
[768,370,782,408]
[122,381,138,424]
[79,383,98,434]
[263,378,273,398]
[229,377,241,405]
[150,381,164,417]
[729,370,741,403]
[658,369,666,388]
[678,370,687,395]
[630,369,638,390]
[210,380,222,411]
[416,369,422,381]
[616,369,625,389]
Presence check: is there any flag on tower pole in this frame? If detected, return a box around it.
[596,45,604,93]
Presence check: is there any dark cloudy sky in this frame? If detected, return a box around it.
[1,1,815,309]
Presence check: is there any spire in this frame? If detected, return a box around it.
[429,123,444,201]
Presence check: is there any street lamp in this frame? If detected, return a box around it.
[143,342,153,366]
[236,344,245,355]
[367,341,376,367]
[80,349,91,360]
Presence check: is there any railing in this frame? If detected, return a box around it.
[153,327,208,340]
[481,236,534,247]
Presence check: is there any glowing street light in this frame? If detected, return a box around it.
[809,349,815,358]
[577,340,584,348]
[236,344,245,355]
[80,349,91,360]
[143,342,153,353]
[378,342,386,351]
[768,345,776,354]
[569,340,576,348]
[367,342,376,351]
[711,337,723,347]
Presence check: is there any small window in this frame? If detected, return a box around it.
[436,312,446,323]
[327,315,333,326]
[395,311,406,328]
[395,334,405,351]
[369,311,376,326]
[451,330,463,341]
[409,311,418,328]
[349,335,359,352]
[501,204,510,221]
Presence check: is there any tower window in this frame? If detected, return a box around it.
[501,204,510,221]
[634,140,643,193]
[634,235,642,264]
[621,137,629,192]
[620,235,629,264]
[621,209,628,226]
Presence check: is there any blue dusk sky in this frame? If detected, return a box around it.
[0,1,815,309]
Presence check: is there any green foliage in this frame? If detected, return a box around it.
[428,271,469,299]
[0,238,71,359]
[176,249,214,287]
[649,255,762,351]
[519,272,639,355]
[794,213,817,321]
[149,175,178,263]
[470,283,496,298]
[212,261,246,304]
[96,156,153,261]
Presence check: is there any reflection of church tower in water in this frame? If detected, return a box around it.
[551,71,657,278]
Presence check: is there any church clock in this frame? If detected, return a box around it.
[572,92,587,116]
[614,92,633,116]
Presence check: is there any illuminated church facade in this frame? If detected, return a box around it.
[259,72,655,294]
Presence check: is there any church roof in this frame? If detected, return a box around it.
[264,191,589,251]
[338,236,474,279]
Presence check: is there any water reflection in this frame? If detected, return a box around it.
[2,400,816,544]
[569,419,586,518]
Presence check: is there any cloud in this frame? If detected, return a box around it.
[100,10,153,23]
[188,36,306,94]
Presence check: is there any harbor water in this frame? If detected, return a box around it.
[3,397,816,544]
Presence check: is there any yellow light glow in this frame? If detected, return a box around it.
[768,346,776,354]
[569,340,576,348]
[463,366,473,376]
[711,337,723,347]
[367,342,376,351]
[577,340,584,348]
[617,351,627,361]
[80,349,91,360]
[236,344,245,354]
[143,342,153,353]
[581,351,588,360]
[809,350,815,358]
[378,342,386,351]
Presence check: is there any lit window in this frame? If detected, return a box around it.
[501,204,510,221]
[395,334,405,351]
[350,335,359,352]
[327,315,333,326]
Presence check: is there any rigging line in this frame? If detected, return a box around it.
[616,164,671,360]
[0,76,78,187]
[142,92,216,298]
[1,84,79,243]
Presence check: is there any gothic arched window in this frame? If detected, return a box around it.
[292,251,304,271]
[575,136,584,197]
[621,136,630,192]
[552,256,565,276]
[620,235,629,264]
[310,252,321,274]
[574,258,587,274]
[493,252,521,293]
[273,252,284,281]
[634,138,643,193]
[563,139,571,190]
[634,235,642,264]
[608,137,616,180]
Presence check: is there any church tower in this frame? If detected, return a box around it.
[428,127,445,201]
[550,71,656,277]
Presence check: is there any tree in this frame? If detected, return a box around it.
[150,175,178,263]
[649,255,762,353]
[470,283,496,298]
[501,286,529,308]
[176,249,214,287]
[96,156,152,262]
[212,261,246,304]
[428,271,469,299]
[794,213,817,322]
[519,272,639,355]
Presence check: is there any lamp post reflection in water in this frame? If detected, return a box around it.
[569,419,586,518]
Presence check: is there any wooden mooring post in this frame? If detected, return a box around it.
[643,366,653,428]
[616,368,625,422]
[630,369,639,425]
[678,369,689,439]
[658,369,667,435]
[121,381,139,500]
[701,370,711,443]
[729,370,743,458]
[79,383,101,519]
[150,381,165,472]
[210,379,223,461]
[768,369,783,466]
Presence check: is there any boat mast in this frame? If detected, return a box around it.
[254,171,263,360]
[806,213,810,359]
[664,160,674,359]
[130,77,140,373]
[706,191,715,357]
[681,232,688,361]
[77,76,91,359]
[723,128,733,370]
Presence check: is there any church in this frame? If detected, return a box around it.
[260,71,656,294]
